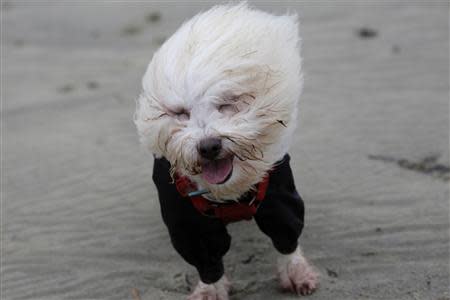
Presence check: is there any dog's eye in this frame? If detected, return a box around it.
[170,109,190,121]
[218,104,236,114]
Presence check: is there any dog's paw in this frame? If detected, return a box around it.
[187,275,230,300]
[277,247,319,296]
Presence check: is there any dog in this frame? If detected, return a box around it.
[134,3,318,299]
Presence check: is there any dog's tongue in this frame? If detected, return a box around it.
[201,157,233,184]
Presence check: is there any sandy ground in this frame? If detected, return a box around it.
[2,1,449,299]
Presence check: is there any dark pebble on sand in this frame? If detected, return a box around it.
[87,81,99,90]
[122,24,142,36]
[58,84,75,94]
[241,254,255,264]
[326,268,338,278]
[357,27,378,39]
[146,12,161,23]
[392,45,401,53]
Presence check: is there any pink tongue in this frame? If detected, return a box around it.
[201,157,233,184]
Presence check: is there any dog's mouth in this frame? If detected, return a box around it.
[200,156,234,185]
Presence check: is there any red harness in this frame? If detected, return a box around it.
[175,174,270,224]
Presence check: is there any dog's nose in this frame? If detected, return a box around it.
[198,138,222,160]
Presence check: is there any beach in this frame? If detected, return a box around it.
[2,1,449,299]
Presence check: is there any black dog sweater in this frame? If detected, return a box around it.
[152,154,305,283]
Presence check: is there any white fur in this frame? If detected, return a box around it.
[134,2,302,200]
[187,275,230,300]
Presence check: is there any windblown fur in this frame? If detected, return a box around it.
[134,3,303,200]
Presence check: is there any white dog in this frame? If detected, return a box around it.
[135,3,318,299]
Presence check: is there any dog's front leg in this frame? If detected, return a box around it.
[153,158,232,299]
[187,275,231,300]
[253,154,319,296]
[277,246,319,296]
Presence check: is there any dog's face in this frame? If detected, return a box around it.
[135,4,303,200]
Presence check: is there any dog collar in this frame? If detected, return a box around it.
[174,173,270,224]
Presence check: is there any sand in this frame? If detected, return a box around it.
[2,1,449,299]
